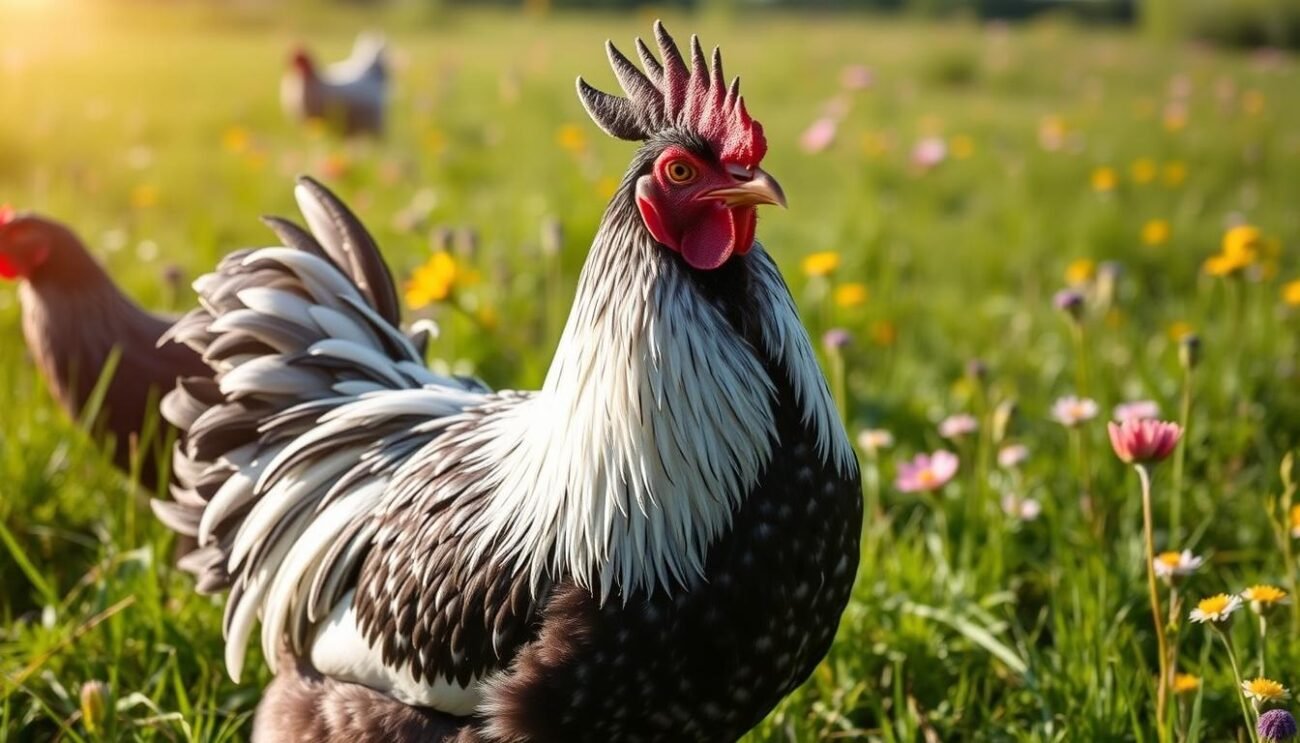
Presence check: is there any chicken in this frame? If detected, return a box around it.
[282,32,388,137]
[0,210,211,492]
[156,23,861,742]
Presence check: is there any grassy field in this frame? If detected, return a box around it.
[1,3,1299,741]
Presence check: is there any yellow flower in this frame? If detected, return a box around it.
[949,134,975,160]
[1065,258,1095,286]
[1167,321,1194,341]
[222,125,251,155]
[1090,166,1118,192]
[557,123,587,154]
[1130,158,1157,184]
[1242,89,1266,116]
[803,251,841,278]
[1242,677,1289,705]
[834,282,869,308]
[1203,253,1246,278]
[1172,674,1201,695]
[1189,593,1242,623]
[405,251,460,309]
[1162,161,1188,187]
[1242,585,1288,613]
[129,184,158,209]
[1289,504,1300,537]
[1223,225,1264,262]
[1142,219,1171,246]
[1283,280,1300,308]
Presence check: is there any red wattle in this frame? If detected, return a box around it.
[0,254,20,280]
[680,206,736,270]
[733,208,757,255]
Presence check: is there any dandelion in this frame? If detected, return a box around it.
[1130,157,1157,184]
[1114,400,1160,422]
[1065,258,1095,286]
[1153,550,1203,582]
[802,251,840,278]
[1190,593,1243,624]
[405,252,460,309]
[800,117,838,154]
[1172,673,1201,695]
[1090,166,1118,192]
[1225,225,1266,263]
[1290,505,1300,538]
[834,283,868,308]
[895,451,959,493]
[1259,709,1299,742]
[1243,678,1290,706]
[1051,396,1098,428]
[938,414,978,440]
[1243,585,1289,614]
[1142,219,1171,246]
[857,429,894,453]
[1283,280,1300,308]
[997,444,1029,469]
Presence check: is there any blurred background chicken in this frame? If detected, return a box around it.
[281,32,389,137]
[0,210,211,492]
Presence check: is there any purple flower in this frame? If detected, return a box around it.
[822,328,852,351]
[1053,288,1085,318]
[895,451,959,493]
[938,414,978,440]
[1259,709,1298,742]
[1113,400,1160,422]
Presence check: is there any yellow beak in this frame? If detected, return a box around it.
[705,168,787,209]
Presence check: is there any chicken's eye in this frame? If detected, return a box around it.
[664,160,697,184]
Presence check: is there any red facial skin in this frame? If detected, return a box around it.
[290,48,314,76]
[635,146,758,271]
[0,218,53,280]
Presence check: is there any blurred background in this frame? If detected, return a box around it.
[1,0,1298,740]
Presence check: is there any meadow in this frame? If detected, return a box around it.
[1,3,1299,741]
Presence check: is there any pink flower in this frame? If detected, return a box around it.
[911,136,948,169]
[938,413,978,440]
[840,64,874,91]
[800,117,838,154]
[997,444,1029,469]
[895,450,959,493]
[1108,419,1183,465]
[1114,400,1160,422]
[1001,494,1042,521]
[1051,395,1098,428]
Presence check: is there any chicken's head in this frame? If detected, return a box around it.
[0,212,75,282]
[577,22,785,271]
[289,47,314,76]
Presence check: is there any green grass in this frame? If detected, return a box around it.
[1,4,1299,740]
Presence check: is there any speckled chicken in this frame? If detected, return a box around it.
[156,22,862,742]
[282,32,388,137]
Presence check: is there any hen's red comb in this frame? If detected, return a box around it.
[577,22,767,169]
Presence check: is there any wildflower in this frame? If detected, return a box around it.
[1290,504,1300,538]
[1283,280,1300,307]
[1107,419,1182,464]
[869,319,897,347]
[1153,550,1204,582]
[1130,158,1157,184]
[949,134,975,160]
[1172,673,1201,695]
[80,680,109,734]
[1189,593,1242,623]
[834,283,868,308]
[1167,321,1194,341]
[221,125,251,154]
[1065,258,1095,286]
[840,64,874,91]
[556,123,587,154]
[997,444,1029,469]
[1001,494,1042,521]
[405,251,460,309]
[802,251,840,278]
[857,429,894,453]
[822,328,852,351]
[895,451,959,493]
[911,136,947,169]
[1162,161,1188,187]
[1090,166,1117,192]
[1243,678,1290,706]
[938,414,977,440]
[800,117,838,154]
[1051,396,1098,428]
[1053,288,1085,320]
[1224,225,1266,263]
[1142,219,1171,246]
[1259,709,1299,742]
[1242,585,1289,614]
[129,184,158,209]
[1114,400,1160,422]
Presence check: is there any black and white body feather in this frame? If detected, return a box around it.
[159,23,861,743]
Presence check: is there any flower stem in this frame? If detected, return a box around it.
[1216,627,1259,743]
[1257,614,1267,678]
[1171,364,1192,543]
[1138,464,1170,743]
